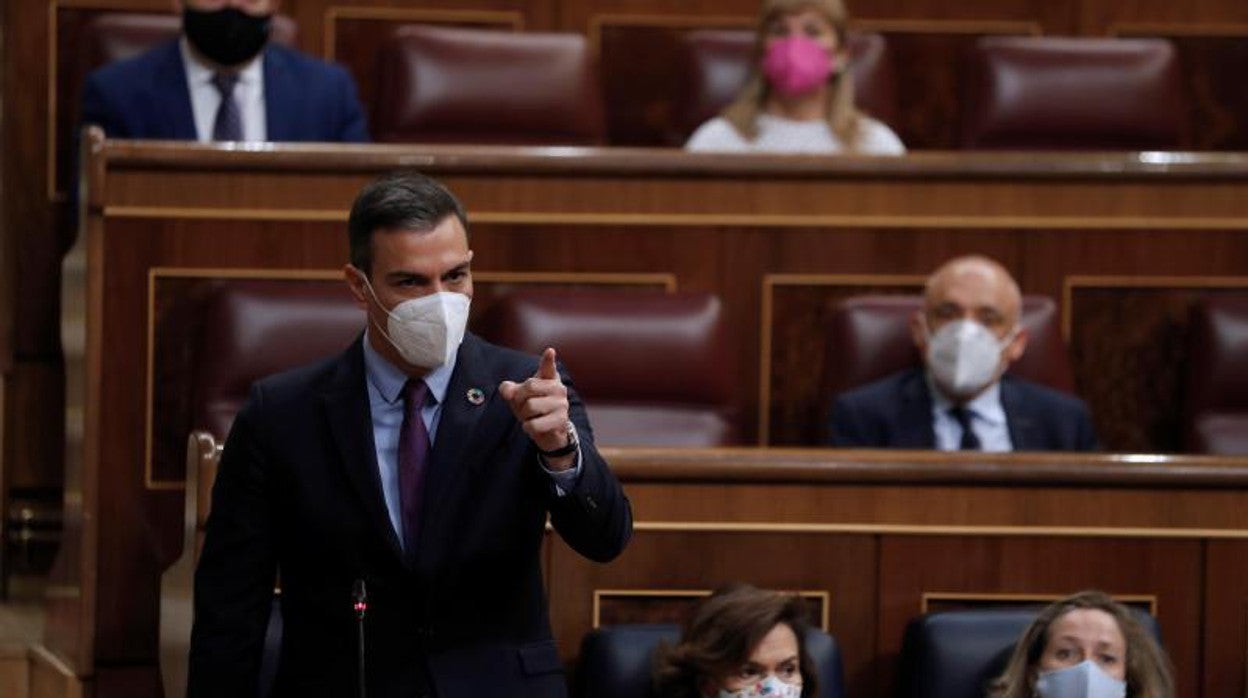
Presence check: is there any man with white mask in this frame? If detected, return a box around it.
[828,255,1097,451]
[189,172,632,697]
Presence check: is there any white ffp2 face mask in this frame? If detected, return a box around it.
[1035,659,1127,698]
[925,318,1015,398]
[361,278,470,369]
[717,675,802,698]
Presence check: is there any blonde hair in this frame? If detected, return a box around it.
[988,591,1175,698]
[721,0,867,149]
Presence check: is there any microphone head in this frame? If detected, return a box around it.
[352,578,367,601]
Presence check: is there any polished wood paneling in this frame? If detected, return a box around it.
[1203,540,1248,698]
[542,449,1248,698]
[876,537,1203,697]
[31,133,1248,697]
[8,6,1248,590]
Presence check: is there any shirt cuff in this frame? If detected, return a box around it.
[540,446,583,497]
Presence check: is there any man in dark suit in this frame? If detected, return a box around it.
[829,255,1097,451]
[81,0,368,143]
[188,172,632,697]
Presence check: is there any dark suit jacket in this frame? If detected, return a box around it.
[828,368,1098,451]
[81,39,368,142]
[188,334,632,698]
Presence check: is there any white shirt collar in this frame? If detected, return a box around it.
[927,372,1008,426]
[361,328,456,407]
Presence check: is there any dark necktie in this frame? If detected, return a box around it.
[211,72,243,141]
[949,405,981,450]
[398,379,431,559]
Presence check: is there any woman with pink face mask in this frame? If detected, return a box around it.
[685,0,905,154]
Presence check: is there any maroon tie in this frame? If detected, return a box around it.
[398,379,430,559]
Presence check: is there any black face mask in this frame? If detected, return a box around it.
[183,7,272,67]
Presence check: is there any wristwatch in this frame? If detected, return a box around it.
[538,420,579,458]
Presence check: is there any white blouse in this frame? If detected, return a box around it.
[685,113,906,155]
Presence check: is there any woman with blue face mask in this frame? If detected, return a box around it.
[684,0,905,154]
[989,591,1175,698]
[653,584,818,698]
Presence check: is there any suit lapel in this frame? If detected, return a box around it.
[261,45,294,141]
[155,41,198,140]
[1001,378,1040,450]
[416,335,500,566]
[897,369,938,448]
[320,339,405,561]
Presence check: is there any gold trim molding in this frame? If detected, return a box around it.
[592,588,831,630]
[322,6,524,62]
[920,591,1158,615]
[758,274,926,444]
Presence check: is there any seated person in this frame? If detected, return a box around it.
[989,590,1175,698]
[81,0,368,142]
[828,255,1098,451]
[653,584,816,698]
[684,0,904,155]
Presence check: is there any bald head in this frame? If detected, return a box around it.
[923,255,1021,331]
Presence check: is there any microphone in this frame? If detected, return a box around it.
[353,579,367,698]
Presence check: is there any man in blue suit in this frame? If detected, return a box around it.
[829,255,1097,451]
[188,172,631,697]
[81,0,368,143]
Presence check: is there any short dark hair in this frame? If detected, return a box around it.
[347,171,469,275]
[653,584,818,698]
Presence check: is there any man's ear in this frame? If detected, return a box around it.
[909,310,928,352]
[1004,326,1029,363]
[342,264,369,310]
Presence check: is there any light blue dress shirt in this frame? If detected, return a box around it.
[927,373,1013,452]
[361,330,581,552]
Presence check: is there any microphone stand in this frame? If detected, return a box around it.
[353,579,368,698]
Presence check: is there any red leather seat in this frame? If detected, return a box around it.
[960,36,1186,150]
[83,12,297,67]
[823,294,1075,403]
[671,30,900,143]
[192,279,359,439]
[1184,295,1248,455]
[475,290,742,446]
[373,24,606,145]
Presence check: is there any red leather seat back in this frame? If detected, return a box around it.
[84,12,297,67]
[824,295,1075,400]
[193,280,360,439]
[1184,295,1248,454]
[373,24,606,145]
[672,30,900,143]
[476,290,742,446]
[960,36,1185,150]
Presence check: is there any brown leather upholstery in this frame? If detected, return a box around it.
[671,30,900,143]
[960,36,1185,150]
[1184,295,1248,455]
[193,280,360,440]
[475,290,742,446]
[823,295,1075,402]
[373,24,606,145]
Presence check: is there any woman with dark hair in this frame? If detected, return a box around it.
[684,0,904,154]
[653,584,818,698]
[989,590,1174,698]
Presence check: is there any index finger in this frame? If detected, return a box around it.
[536,347,559,381]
